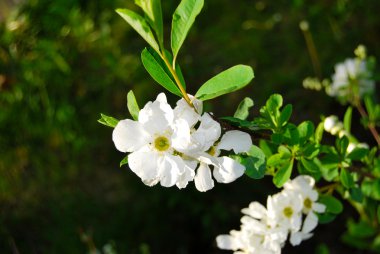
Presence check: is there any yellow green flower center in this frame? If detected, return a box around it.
[283,207,293,218]
[207,146,216,156]
[304,197,312,209]
[154,136,170,151]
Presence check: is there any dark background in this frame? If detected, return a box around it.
[0,0,379,253]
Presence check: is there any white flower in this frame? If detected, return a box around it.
[324,115,344,135]
[267,191,303,232]
[187,113,252,192]
[216,202,287,254]
[328,58,375,98]
[283,175,326,246]
[284,175,326,215]
[112,93,195,188]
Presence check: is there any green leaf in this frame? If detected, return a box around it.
[127,90,140,121]
[141,48,182,96]
[344,106,353,133]
[120,155,129,167]
[298,121,314,144]
[340,168,355,189]
[116,9,160,52]
[377,205,380,224]
[350,187,363,203]
[259,140,275,157]
[219,117,255,129]
[242,145,266,179]
[347,147,369,161]
[301,157,320,174]
[234,97,254,120]
[135,0,164,47]
[318,213,337,224]
[273,159,293,187]
[98,114,119,128]
[195,65,254,101]
[315,244,330,254]
[347,219,377,238]
[279,104,292,127]
[336,136,349,156]
[302,143,320,159]
[362,179,380,200]
[318,195,343,214]
[171,0,204,62]
[282,124,299,145]
[315,122,324,144]
[163,49,186,89]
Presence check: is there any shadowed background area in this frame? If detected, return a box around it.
[0,0,379,253]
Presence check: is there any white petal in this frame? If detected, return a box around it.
[312,202,326,213]
[213,157,245,183]
[112,119,149,153]
[156,92,167,103]
[171,119,192,152]
[302,212,318,233]
[241,202,267,219]
[158,155,185,187]
[176,160,196,189]
[174,97,201,127]
[192,113,221,151]
[289,232,302,246]
[194,163,214,192]
[216,235,236,250]
[128,149,159,184]
[217,130,252,154]
[138,94,174,134]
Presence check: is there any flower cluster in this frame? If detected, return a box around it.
[323,115,368,152]
[112,93,252,192]
[216,175,326,254]
[327,58,374,100]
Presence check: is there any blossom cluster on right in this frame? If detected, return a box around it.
[216,175,326,254]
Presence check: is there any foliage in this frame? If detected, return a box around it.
[1,0,380,253]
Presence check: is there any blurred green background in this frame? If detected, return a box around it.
[0,0,379,253]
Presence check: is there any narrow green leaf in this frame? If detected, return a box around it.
[279,104,292,127]
[340,168,355,188]
[171,0,204,62]
[344,106,353,133]
[135,0,164,46]
[141,48,182,96]
[163,49,186,89]
[195,65,254,101]
[98,114,119,128]
[318,195,343,214]
[127,90,140,121]
[273,159,293,187]
[336,136,349,156]
[234,97,254,120]
[116,9,160,52]
[243,145,266,179]
[120,155,129,167]
[377,205,380,224]
[314,122,324,144]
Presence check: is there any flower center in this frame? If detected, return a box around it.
[304,197,312,209]
[283,207,293,218]
[207,146,216,156]
[154,136,170,152]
